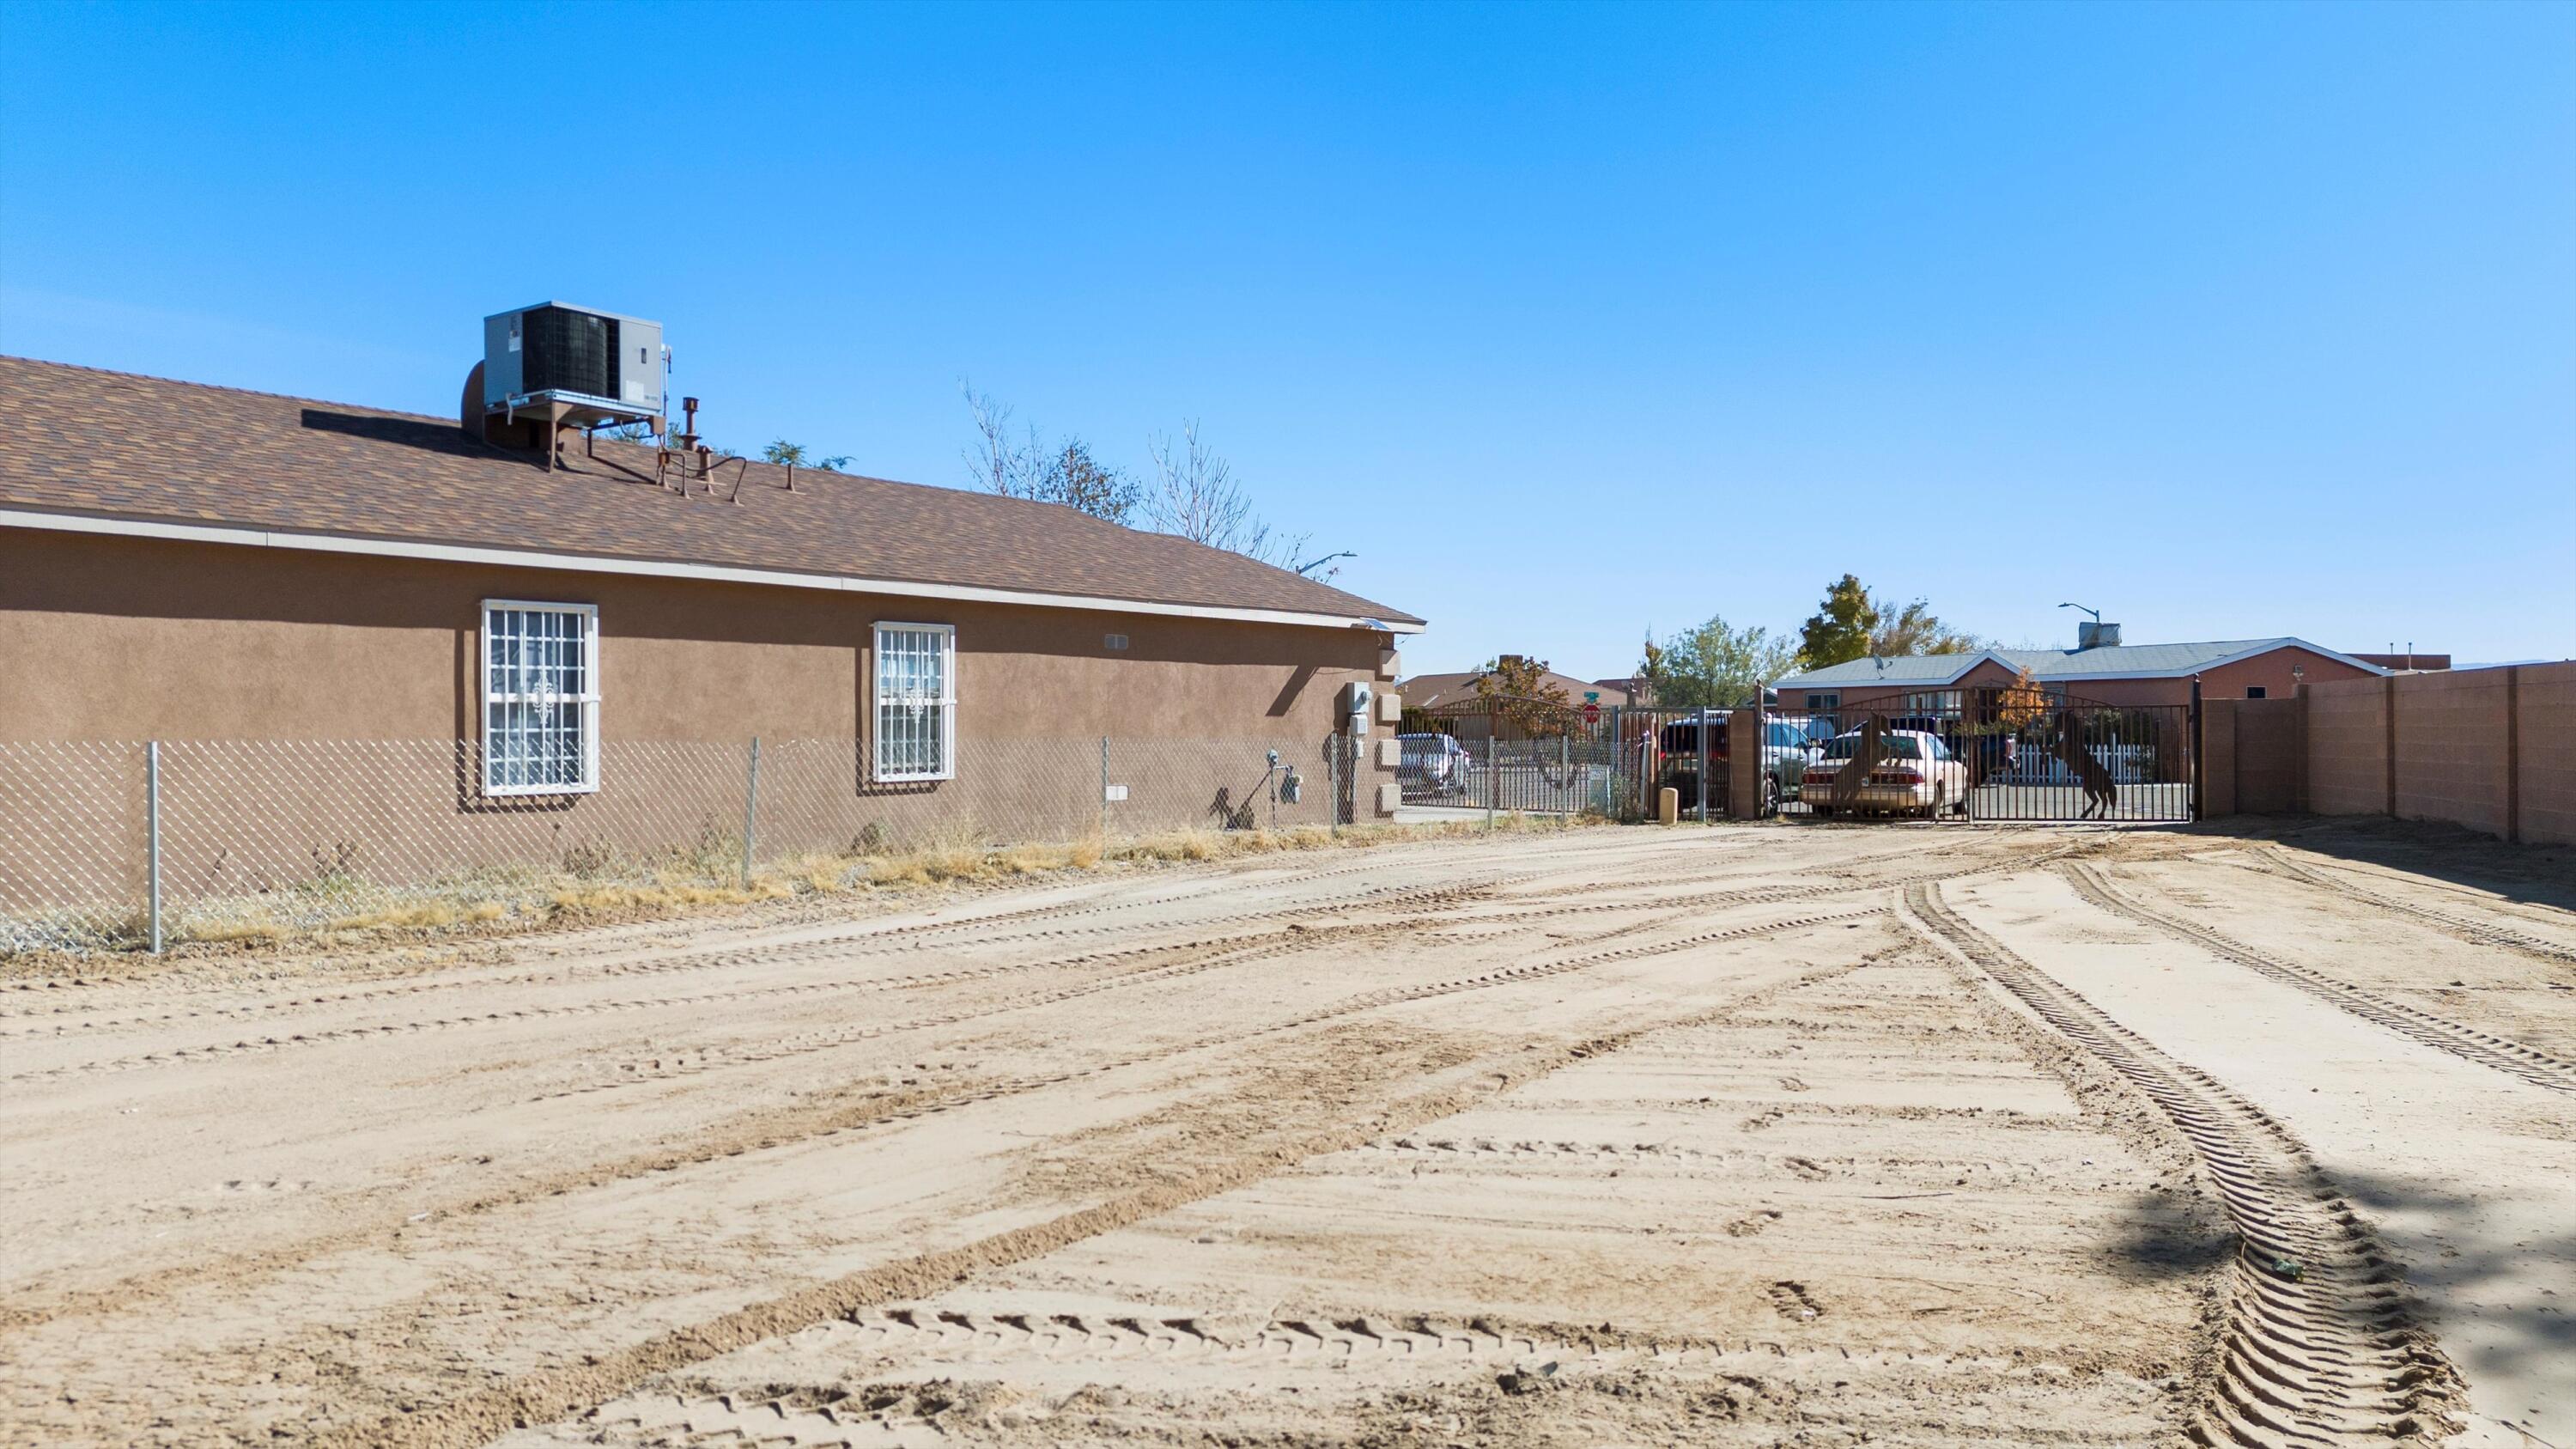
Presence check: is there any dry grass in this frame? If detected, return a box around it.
[3,812,1595,971]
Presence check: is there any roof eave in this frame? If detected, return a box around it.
[1774,651,2003,691]
[0,506,1428,634]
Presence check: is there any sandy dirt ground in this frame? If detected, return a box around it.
[3,820,2569,1448]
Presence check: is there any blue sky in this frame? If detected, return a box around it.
[3,0,2569,674]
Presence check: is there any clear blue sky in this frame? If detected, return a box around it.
[3,1,2569,674]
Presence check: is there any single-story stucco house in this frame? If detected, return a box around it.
[1772,635,2385,716]
[0,355,1422,886]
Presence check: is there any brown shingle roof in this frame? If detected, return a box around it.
[1397,670,1628,710]
[0,356,1421,627]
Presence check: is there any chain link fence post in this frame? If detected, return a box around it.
[1331,734,1345,835]
[740,736,761,891]
[146,740,163,953]
[1099,735,1109,841]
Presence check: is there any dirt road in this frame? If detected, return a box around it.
[3,823,2568,1446]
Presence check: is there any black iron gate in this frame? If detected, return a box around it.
[1771,693,2194,823]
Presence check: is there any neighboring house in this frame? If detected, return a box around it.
[1399,664,1631,715]
[0,356,1421,831]
[1592,674,1653,708]
[1772,636,2385,716]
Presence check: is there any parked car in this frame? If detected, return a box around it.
[1397,733,1473,796]
[1652,715,1818,814]
[1801,728,1970,818]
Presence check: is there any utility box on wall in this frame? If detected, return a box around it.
[1342,680,1374,735]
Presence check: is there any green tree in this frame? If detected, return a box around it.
[761,439,852,472]
[1870,597,1978,656]
[1798,575,1980,667]
[1797,574,1880,669]
[1646,615,1797,709]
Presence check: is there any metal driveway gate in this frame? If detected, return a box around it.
[1772,691,2195,823]
[1397,696,1624,817]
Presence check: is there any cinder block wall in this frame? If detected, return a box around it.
[2234,698,2305,813]
[2304,684,2387,815]
[2212,662,2574,845]
[2516,663,2576,845]
[2391,670,2512,837]
[2201,698,2239,817]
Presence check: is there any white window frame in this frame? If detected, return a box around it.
[479,600,601,797]
[872,621,957,782]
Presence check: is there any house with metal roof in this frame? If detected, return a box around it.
[1773,636,2386,715]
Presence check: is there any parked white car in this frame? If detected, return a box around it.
[1397,732,1473,796]
[1801,729,1970,818]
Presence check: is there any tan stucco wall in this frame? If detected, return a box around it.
[0,529,1382,743]
[2,528,1410,912]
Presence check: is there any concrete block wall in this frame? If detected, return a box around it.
[2200,699,2239,818]
[2515,663,2576,846]
[2234,697,2306,813]
[2304,683,2389,816]
[2211,662,2575,846]
[2391,669,2512,837]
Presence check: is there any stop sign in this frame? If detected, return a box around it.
[1582,701,1601,724]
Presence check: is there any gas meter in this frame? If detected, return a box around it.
[1279,766,1302,805]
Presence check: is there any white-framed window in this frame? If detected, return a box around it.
[873,622,956,782]
[1905,690,1963,713]
[481,600,599,795]
[1805,691,1841,713]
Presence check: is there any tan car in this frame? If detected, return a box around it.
[1801,728,1971,818]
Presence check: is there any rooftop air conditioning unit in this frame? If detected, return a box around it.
[482,302,664,425]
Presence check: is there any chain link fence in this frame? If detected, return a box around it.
[0,735,1356,954]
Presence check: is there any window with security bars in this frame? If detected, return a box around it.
[874,623,956,782]
[482,601,599,795]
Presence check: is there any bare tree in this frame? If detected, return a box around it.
[1144,420,1346,579]
[962,382,1045,497]
[961,382,1139,524]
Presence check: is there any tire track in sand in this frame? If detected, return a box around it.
[1901,881,2464,1448]
[0,896,1874,1342]
[302,955,1880,1449]
[2250,849,2576,967]
[0,877,1515,1040]
[2063,863,2576,1095]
